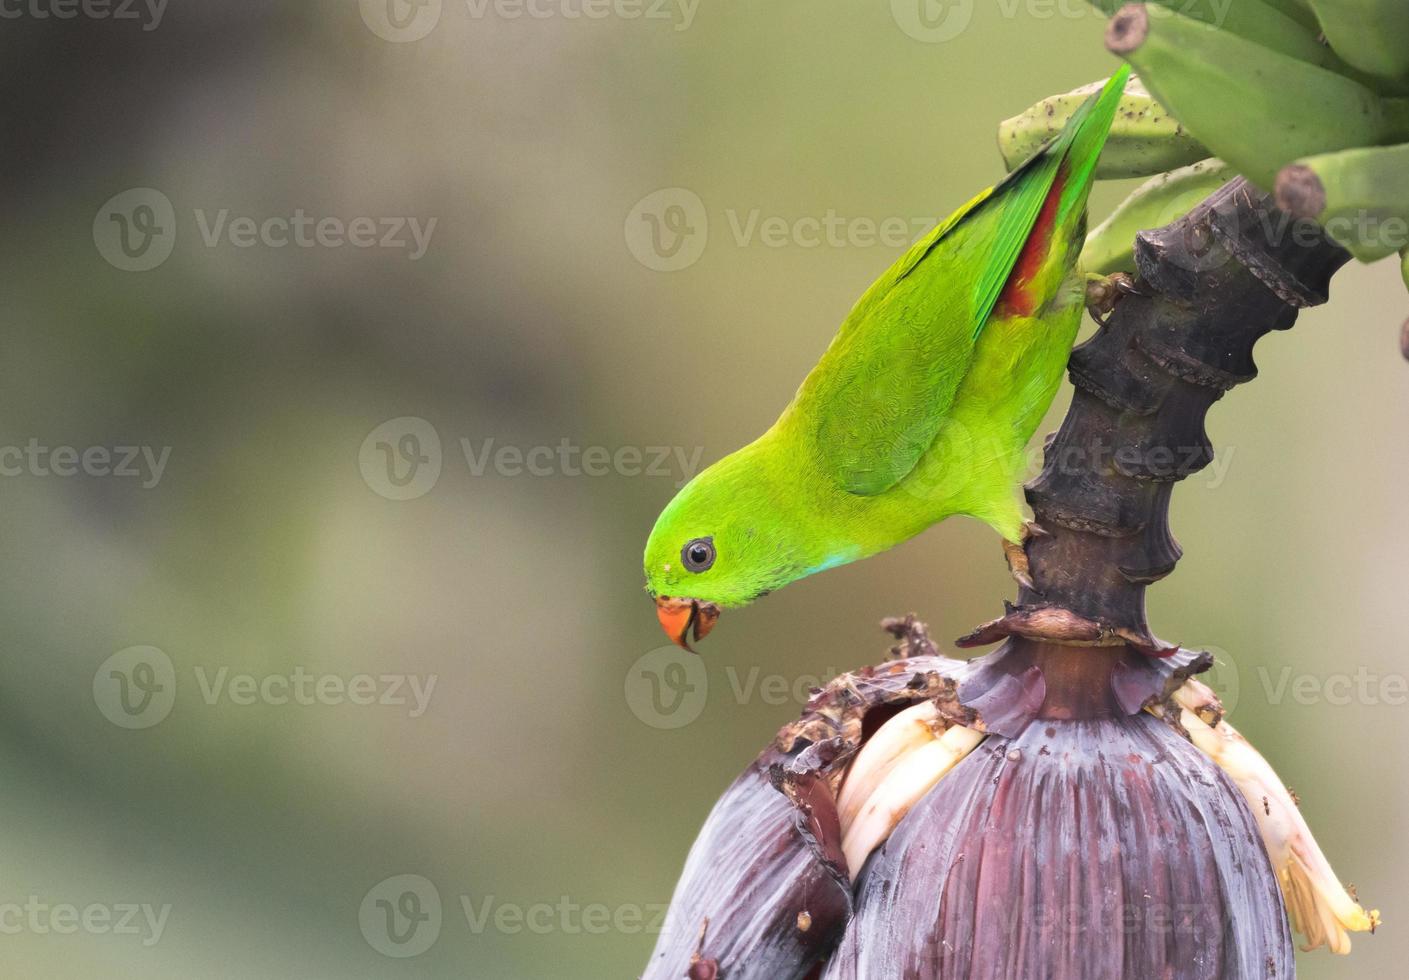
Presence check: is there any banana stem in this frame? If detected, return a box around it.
[993,180,1350,645]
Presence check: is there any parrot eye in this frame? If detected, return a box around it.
[682,537,716,572]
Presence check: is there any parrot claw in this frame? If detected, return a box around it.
[1085,272,1144,325]
[1002,536,1036,593]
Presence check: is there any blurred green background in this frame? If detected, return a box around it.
[0,1,1404,976]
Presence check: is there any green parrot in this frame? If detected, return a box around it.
[645,66,1132,650]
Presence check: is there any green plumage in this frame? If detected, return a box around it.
[645,67,1131,610]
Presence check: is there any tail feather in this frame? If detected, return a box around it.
[890,66,1131,338]
[1055,63,1132,227]
[988,65,1131,321]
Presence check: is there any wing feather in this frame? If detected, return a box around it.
[801,68,1130,496]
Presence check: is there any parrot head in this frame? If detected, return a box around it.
[643,446,819,652]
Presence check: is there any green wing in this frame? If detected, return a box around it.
[799,68,1129,496]
[800,145,1066,495]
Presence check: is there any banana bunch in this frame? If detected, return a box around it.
[1002,2,1409,303]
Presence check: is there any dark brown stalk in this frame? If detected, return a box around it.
[962,179,1351,715]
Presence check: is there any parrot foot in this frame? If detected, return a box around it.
[1002,537,1034,593]
[1085,272,1144,325]
[1002,522,1047,594]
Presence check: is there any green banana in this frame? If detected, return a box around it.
[1256,0,1323,32]
[1088,0,1338,72]
[1081,159,1236,274]
[1385,98,1409,136]
[1107,4,1393,188]
[1274,143,1409,262]
[1305,0,1409,81]
[998,75,1208,179]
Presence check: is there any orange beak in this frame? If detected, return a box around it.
[654,596,721,653]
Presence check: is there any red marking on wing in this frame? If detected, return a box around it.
[996,165,1068,318]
